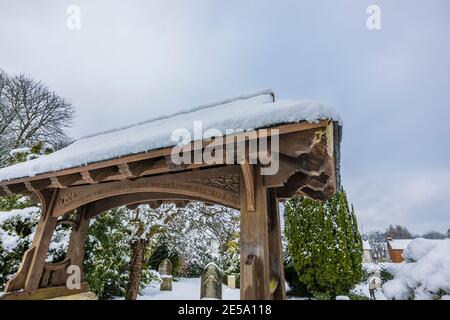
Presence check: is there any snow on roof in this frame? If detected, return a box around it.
[389,239,414,250]
[363,240,371,250]
[0,90,341,182]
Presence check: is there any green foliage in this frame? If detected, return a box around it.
[284,260,309,296]
[0,207,39,290]
[348,293,370,300]
[7,142,54,166]
[84,208,132,299]
[0,195,34,211]
[221,232,240,276]
[284,191,363,297]
[380,266,394,283]
[147,242,181,276]
[84,207,163,299]
[312,291,332,300]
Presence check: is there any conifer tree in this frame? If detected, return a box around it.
[285,191,363,297]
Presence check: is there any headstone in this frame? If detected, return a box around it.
[227,275,236,289]
[158,258,173,291]
[200,262,222,300]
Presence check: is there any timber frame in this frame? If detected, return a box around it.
[0,120,341,300]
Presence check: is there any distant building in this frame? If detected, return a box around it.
[387,239,413,263]
[362,240,373,263]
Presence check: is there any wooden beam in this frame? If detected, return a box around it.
[6,183,28,195]
[267,189,286,300]
[28,179,52,191]
[58,173,83,187]
[80,171,95,184]
[242,255,256,300]
[278,128,325,158]
[240,167,271,300]
[88,192,214,219]
[240,163,255,211]
[89,166,120,183]
[165,155,189,171]
[0,282,89,300]
[53,168,241,217]
[24,189,59,291]
[0,120,330,188]
[61,205,91,286]
[128,158,167,177]
[1,185,12,196]
[5,247,35,292]
[117,163,134,178]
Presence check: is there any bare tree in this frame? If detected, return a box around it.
[0,70,74,166]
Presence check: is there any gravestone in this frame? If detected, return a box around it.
[158,258,173,291]
[227,275,236,289]
[200,262,222,300]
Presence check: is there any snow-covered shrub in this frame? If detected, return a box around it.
[284,192,363,297]
[84,207,162,299]
[0,206,39,290]
[161,203,240,278]
[84,208,133,299]
[383,239,450,300]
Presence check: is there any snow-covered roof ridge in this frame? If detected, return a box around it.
[0,90,342,182]
[388,239,414,250]
[363,240,371,250]
[80,89,275,140]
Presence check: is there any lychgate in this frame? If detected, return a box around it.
[0,90,342,300]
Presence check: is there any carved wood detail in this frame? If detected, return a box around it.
[53,174,240,217]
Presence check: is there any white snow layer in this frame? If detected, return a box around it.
[0,207,39,225]
[363,240,371,250]
[133,277,240,300]
[0,91,341,181]
[0,207,39,252]
[9,147,31,157]
[388,239,413,250]
[383,239,450,300]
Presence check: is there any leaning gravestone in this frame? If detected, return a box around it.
[158,258,173,291]
[200,262,222,300]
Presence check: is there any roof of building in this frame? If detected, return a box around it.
[363,240,372,250]
[0,90,341,182]
[389,239,414,250]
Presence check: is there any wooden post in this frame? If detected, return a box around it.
[267,189,286,300]
[24,190,59,291]
[51,204,92,287]
[65,205,91,281]
[239,166,271,300]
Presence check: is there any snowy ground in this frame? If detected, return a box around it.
[135,278,240,300]
[354,239,450,300]
[352,283,387,300]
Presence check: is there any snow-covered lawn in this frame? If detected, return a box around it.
[135,278,240,300]
[352,283,387,300]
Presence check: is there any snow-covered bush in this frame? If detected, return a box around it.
[0,206,39,290]
[383,239,450,300]
[161,203,240,278]
[284,191,363,297]
[84,207,134,299]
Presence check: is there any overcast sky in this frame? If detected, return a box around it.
[1,0,449,234]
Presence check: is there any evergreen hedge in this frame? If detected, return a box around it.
[284,191,363,297]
